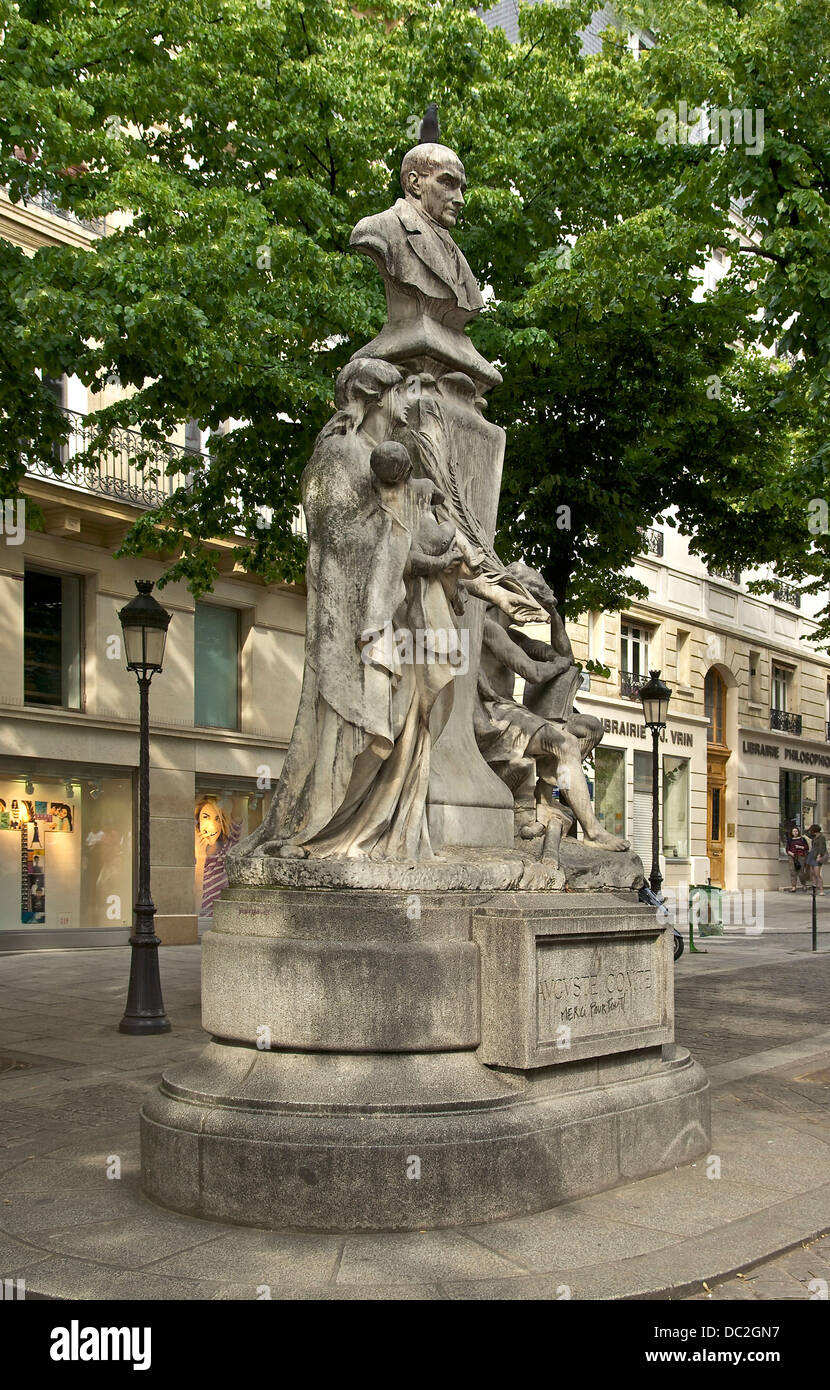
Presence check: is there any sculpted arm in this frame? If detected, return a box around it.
[483,617,566,685]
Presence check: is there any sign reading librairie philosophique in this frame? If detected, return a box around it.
[742,739,830,769]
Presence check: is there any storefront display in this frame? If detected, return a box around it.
[662,756,690,860]
[594,747,626,840]
[0,775,132,933]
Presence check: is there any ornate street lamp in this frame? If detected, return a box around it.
[117,580,172,1034]
[639,669,673,898]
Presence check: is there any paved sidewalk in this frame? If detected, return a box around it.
[1,925,829,1300]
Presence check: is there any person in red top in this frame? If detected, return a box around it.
[785,825,810,891]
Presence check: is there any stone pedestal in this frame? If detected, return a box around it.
[141,879,710,1231]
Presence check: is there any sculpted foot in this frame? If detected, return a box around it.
[584,828,630,852]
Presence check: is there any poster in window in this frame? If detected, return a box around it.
[48,802,73,832]
[21,820,46,923]
[194,795,245,920]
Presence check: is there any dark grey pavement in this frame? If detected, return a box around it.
[1,892,829,1300]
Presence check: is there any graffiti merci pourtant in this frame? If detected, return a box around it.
[537,966,655,1023]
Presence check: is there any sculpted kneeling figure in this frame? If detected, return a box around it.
[476,563,630,857]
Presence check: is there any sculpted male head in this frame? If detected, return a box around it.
[400,142,467,229]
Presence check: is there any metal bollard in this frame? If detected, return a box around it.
[813,884,818,952]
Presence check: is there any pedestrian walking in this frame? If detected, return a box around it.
[806,823,827,895]
[786,825,810,891]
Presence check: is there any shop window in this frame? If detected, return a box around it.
[24,569,82,709]
[663,756,690,859]
[704,669,726,745]
[194,603,239,729]
[779,770,803,852]
[632,750,653,864]
[0,774,132,931]
[803,775,830,835]
[594,747,625,840]
[195,788,270,926]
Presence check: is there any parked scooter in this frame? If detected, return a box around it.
[638,882,684,960]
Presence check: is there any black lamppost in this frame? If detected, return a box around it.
[118,580,172,1035]
[639,669,673,898]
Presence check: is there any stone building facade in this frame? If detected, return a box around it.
[565,527,830,895]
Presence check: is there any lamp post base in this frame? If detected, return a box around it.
[119,925,171,1035]
[119,1014,172,1036]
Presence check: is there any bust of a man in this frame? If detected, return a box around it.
[350,141,485,326]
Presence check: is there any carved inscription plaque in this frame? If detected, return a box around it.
[536,936,661,1049]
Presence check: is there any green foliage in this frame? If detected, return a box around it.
[0,0,825,633]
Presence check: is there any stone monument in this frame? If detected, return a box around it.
[141,112,709,1231]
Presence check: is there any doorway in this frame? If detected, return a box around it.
[704,670,730,887]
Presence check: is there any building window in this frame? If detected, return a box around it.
[24,569,82,709]
[663,756,690,860]
[620,622,650,697]
[194,603,239,729]
[770,665,801,734]
[704,669,727,746]
[594,747,625,840]
[749,651,762,705]
[184,418,202,454]
[675,629,691,686]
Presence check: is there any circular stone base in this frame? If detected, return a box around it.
[141,1043,709,1232]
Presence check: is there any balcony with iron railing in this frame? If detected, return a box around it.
[771,708,802,735]
[637,526,664,557]
[6,185,107,236]
[708,564,742,585]
[620,670,649,701]
[772,582,801,609]
[25,408,309,539]
[25,407,195,507]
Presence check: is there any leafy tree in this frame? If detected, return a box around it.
[616,0,830,633]
[0,0,818,631]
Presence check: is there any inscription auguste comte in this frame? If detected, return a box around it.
[537,967,654,1024]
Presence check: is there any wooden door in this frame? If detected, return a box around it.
[707,750,729,887]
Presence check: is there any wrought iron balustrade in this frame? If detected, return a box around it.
[16,186,107,235]
[638,527,664,557]
[773,582,801,609]
[770,708,802,735]
[620,670,649,701]
[25,408,195,508]
[708,564,742,585]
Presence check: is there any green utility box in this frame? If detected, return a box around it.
[690,884,723,936]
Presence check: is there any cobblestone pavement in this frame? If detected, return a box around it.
[0,919,828,1299]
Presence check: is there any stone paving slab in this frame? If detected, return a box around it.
[1,943,829,1300]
